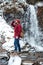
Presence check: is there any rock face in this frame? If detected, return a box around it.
[32,61,41,65]
[26,0,36,4]
[26,0,43,4]
[37,7,43,29]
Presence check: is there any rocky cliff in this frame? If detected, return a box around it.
[37,7,43,29]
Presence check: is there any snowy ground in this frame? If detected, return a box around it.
[8,54,22,65]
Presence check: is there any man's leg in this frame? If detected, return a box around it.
[17,39,21,52]
[14,39,17,51]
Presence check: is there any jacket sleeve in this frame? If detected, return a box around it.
[11,21,15,27]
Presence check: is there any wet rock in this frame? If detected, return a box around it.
[13,0,17,3]
[29,47,36,52]
[26,0,36,4]
[37,6,43,29]
[19,3,28,11]
[0,52,9,59]
[0,35,5,44]
[0,47,9,59]
[0,57,8,65]
[32,61,41,65]
[26,0,43,4]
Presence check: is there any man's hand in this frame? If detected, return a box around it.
[11,21,15,27]
[16,36,18,39]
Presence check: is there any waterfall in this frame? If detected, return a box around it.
[24,5,43,51]
[29,5,40,46]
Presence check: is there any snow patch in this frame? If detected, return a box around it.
[8,55,22,65]
[36,2,43,7]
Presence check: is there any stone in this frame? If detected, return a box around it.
[32,61,41,65]
[37,7,43,28]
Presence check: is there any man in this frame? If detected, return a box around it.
[11,19,22,52]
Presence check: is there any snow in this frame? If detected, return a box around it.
[8,55,22,65]
[36,2,43,7]
[0,16,14,42]
[40,62,43,65]
[18,0,26,3]
[35,45,43,52]
[23,62,33,65]
[2,38,14,51]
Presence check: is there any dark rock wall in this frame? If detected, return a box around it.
[26,0,43,4]
[37,7,43,30]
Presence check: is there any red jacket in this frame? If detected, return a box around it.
[11,21,22,38]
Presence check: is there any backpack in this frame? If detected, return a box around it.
[20,29,24,38]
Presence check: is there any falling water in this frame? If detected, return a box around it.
[23,5,43,51]
[29,5,40,46]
